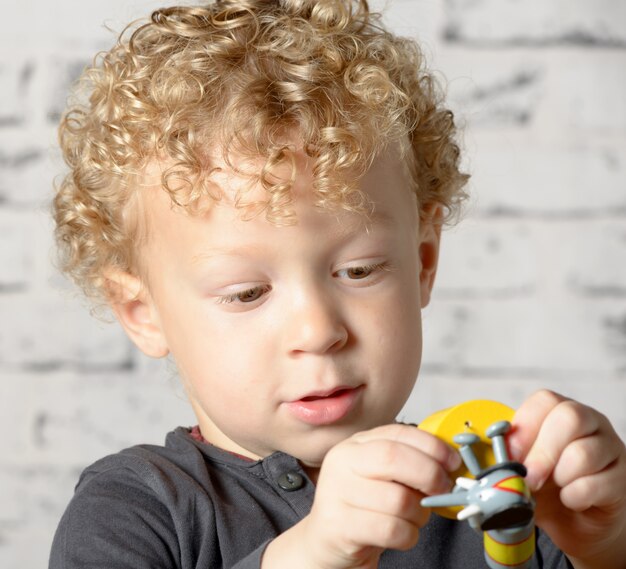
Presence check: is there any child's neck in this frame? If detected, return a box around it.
[191,424,321,484]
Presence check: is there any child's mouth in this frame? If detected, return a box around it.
[300,388,351,402]
[285,386,363,425]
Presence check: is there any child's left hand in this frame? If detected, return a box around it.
[508,390,626,569]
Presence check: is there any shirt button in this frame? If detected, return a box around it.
[277,471,305,491]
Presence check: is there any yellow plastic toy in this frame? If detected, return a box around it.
[420,400,535,569]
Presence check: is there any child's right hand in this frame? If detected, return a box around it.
[262,423,461,569]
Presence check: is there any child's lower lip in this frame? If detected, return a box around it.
[284,386,363,425]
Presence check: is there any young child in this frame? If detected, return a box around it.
[50,1,626,568]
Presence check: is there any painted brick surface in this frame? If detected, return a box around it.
[0,368,193,464]
[0,61,32,127]
[435,219,537,296]
[445,0,626,46]
[0,210,35,291]
[424,297,626,375]
[442,49,626,132]
[468,134,626,215]
[0,293,134,370]
[45,57,93,124]
[438,219,626,299]
[0,136,56,207]
[1,0,625,567]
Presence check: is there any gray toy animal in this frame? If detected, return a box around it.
[421,421,536,569]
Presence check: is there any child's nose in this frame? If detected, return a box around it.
[286,290,349,356]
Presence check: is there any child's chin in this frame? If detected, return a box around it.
[284,430,361,466]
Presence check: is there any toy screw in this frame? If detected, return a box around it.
[453,432,482,476]
[486,420,511,464]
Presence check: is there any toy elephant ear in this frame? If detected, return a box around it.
[419,400,515,519]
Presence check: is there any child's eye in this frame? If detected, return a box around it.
[216,284,271,305]
[336,262,387,280]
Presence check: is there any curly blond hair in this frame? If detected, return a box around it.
[54,0,468,303]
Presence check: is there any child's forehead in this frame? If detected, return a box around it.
[140,142,415,215]
[138,173,419,280]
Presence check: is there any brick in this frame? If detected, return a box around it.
[439,49,626,132]
[0,131,58,207]
[423,297,626,376]
[444,0,626,46]
[548,51,626,132]
[467,133,626,215]
[0,60,33,127]
[2,1,146,52]
[0,524,57,569]
[378,0,445,53]
[0,374,33,459]
[0,368,194,464]
[436,219,536,297]
[0,292,134,371]
[440,53,545,128]
[0,209,37,291]
[0,462,81,567]
[0,462,79,523]
[437,218,626,299]
[556,220,626,296]
[46,57,91,124]
[421,302,471,370]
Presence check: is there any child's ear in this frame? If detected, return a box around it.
[418,203,443,308]
[105,270,169,358]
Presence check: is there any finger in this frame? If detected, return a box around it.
[559,459,626,512]
[552,431,621,488]
[523,400,601,491]
[341,477,430,528]
[338,509,422,552]
[347,438,455,496]
[351,423,461,472]
[509,389,569,462]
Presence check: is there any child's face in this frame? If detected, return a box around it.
[118,148,441,467]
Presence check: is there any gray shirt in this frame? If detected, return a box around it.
[49,427,572,569]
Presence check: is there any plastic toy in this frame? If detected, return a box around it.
[419,401,535,569]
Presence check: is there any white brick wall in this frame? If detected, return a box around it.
[444,0,626,45]
[1,1,625,567]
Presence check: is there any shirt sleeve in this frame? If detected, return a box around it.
[49,466,181,569]
[229,540,271,569]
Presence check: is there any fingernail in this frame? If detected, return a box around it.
[508,442,523,462]
[524,467,544,492]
